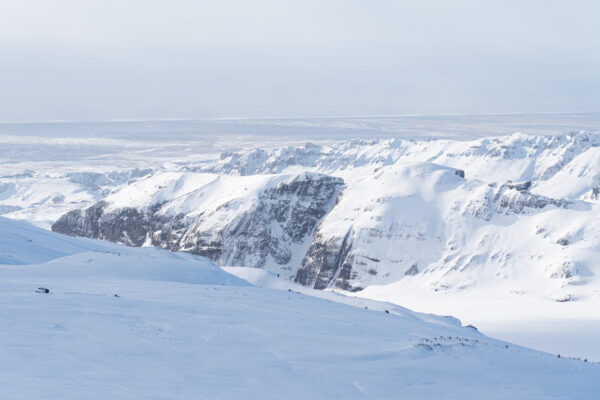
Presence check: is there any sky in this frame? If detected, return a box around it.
[0,0,599,121]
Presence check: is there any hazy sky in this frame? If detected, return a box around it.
[1,0,599,121]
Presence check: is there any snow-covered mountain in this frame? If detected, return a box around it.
[0,167,154,227]
[1,216,598,399]
[52,172,343,273]
[50,132,600,304]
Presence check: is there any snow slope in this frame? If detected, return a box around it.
[1,218,599,399]
[0,216,111,265]
[0,216,248,286]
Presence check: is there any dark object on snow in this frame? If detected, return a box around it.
[385,309,390,314]
[555,294,574,302]
[35,287,50,294]
[557,354,561,358]
[113,294,120,298]
[454,169,465,179]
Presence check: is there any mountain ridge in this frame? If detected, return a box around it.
[47,132,600,302]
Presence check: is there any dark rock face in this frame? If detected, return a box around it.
[506,181,531,192]
[468,182,571,221]
[52,174,344,269]
[454,169,465,179]
[177,174,344,267]
[494,184,570,214]
[53,201,106,239]
[295,228,360,291]
[405,263,419,276]
[52,201,156,246]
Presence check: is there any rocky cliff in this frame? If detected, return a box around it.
[53,173,343,276]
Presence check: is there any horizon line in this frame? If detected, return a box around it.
[0,110,599,125]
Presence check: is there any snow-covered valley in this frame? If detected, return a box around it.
[2,115,600,396]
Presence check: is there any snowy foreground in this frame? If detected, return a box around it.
[1,217,599,399]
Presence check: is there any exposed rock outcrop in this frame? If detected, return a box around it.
[53,173,344,270]
[295,229,357,291]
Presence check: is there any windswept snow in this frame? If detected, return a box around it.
[1,218,599,399]
[0,216,115,265]
[0,216,247,286]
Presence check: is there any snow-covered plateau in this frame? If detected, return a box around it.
[2,115,600,396]
[1,216,598,399]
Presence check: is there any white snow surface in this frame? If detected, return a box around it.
[1,218,599,399]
